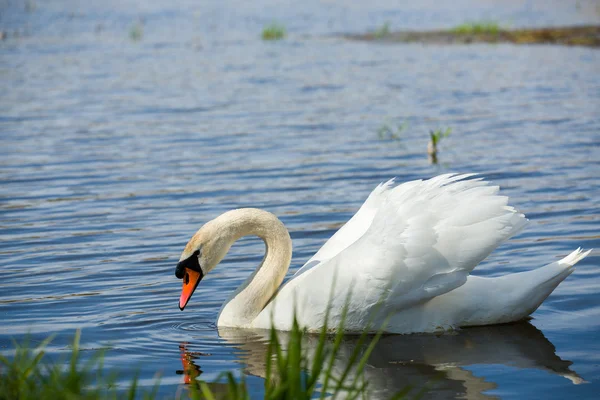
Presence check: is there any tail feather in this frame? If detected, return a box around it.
[536,248,592,290]
[513,248,592,319]
[558,247,592,267]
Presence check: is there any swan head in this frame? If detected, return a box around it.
[175,219,233,311]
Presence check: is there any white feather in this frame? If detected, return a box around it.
[249,174,588,333]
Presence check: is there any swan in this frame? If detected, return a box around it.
[175,173,591,334]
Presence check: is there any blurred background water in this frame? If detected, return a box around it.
[1,0,599,398]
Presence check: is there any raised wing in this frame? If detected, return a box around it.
[359,173,528,309]
[293,178,395,277]
[265,174,528,331]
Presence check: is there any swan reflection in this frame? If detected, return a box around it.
[179,322,584,399]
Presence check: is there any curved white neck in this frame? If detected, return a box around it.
[216,209,292,327]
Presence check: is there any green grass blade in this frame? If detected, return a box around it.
[226,371,239,399]
[199,381,217,400]
[126,373,139,400]
[319,287,353,399]
[388,385,414,400]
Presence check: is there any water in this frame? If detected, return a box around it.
[1,0,599,398]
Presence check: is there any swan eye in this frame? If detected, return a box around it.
[193,249,200,257]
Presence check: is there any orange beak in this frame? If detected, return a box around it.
[179,268,202,310]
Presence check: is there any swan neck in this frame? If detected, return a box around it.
[217,208,292,327]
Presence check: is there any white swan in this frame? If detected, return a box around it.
[175,174,591,334]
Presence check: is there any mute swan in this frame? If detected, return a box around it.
[175,174,590,334]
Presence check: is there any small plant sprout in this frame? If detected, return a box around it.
[429,127,452,147]
[374,21,391,39]
[261,22,286,40]
[377,121,408,140]
[428,127,452,164]
[129,20,144,41]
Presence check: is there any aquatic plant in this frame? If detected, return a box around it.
[373,22,391,39]
[129,21,144,41]
[427,127,452,164]
[261,23,286,41]
[377,121,408,140]
[350,25,600,48]
[429,127,452,148]
[451,22,501,35]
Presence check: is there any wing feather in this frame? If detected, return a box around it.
[264,174,528,331]
[293,178,395,276]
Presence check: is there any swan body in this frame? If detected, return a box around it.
[175,174,591,334]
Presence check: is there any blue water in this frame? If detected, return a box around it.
[1,1,599,398]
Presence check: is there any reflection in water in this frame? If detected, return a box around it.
[179,322,584,399]
[177,344,234,398]
[178,343,202,384]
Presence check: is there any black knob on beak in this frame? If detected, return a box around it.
[175,262,186,279]
[175,250,202,279]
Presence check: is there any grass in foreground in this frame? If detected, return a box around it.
[0,331,158,400]
[1,308,419,399]
[451,21,501,35]
[196,301,397,400]
[261,23,286,41]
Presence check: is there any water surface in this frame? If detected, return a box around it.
[1,1,599,398]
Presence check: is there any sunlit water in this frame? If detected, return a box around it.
[1,1,599,398]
